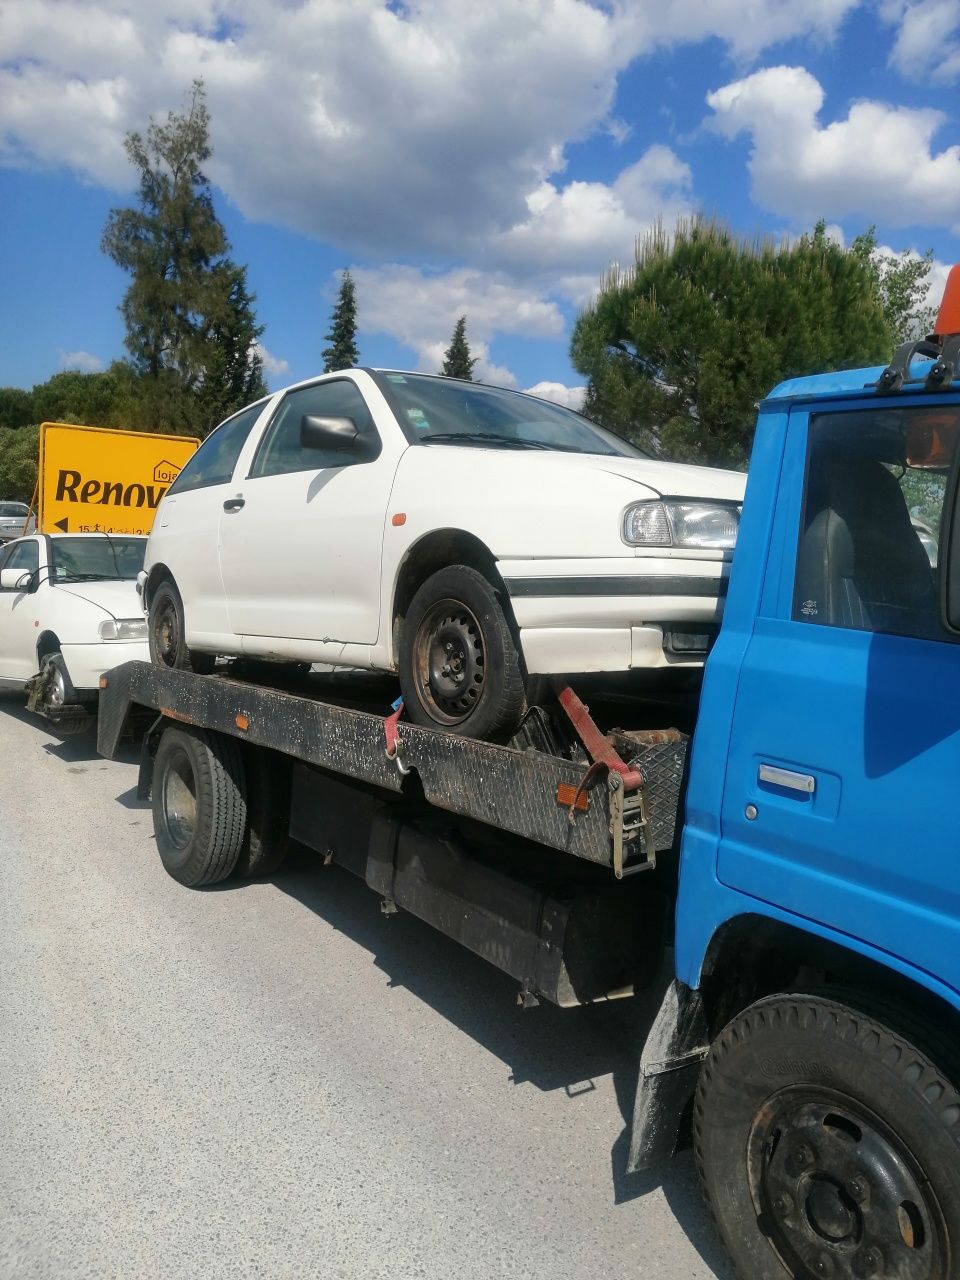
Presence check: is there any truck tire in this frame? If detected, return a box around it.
[694,991,960,1280]
[148,579,216,675]
[398,565,525,741]
[234,745,291,878]
[152,725,247,886]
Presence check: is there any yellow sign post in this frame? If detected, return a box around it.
[37,423,199,536]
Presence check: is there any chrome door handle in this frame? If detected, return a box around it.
[223,496,245,512]
[758,764,816,794]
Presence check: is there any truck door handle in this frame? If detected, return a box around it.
[758,764,816,794]
[223,496,245,512]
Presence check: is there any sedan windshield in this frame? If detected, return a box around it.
[379,373,643,458]
[50,537,146,582]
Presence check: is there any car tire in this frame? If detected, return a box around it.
[152,725,247,886]
[694,990,960,1280]
[398,564,526,741]
[36,650,92,735]
[148,579,216,675]
[234,745,291,878]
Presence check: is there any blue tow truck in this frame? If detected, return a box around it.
[98,268,960,1279]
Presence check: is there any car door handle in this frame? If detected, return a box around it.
[758,764,816,794]
[223,496,245,512]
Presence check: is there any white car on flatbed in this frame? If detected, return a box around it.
[0,533,148,722]
[143,371,745,740]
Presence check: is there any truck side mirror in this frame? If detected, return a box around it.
[0,568,32,592]
[300,415,359,452]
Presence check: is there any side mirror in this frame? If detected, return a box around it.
[300,415,359,452]
[0,568,31,592]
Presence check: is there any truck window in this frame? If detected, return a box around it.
[167,401,267,495]
[794,404,960,641]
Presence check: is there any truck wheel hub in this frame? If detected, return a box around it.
[750,1090,944,1278]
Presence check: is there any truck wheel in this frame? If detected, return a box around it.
[148,579,216,675]
[695,992,960,1280]
[152,725,247,886]
[398,565,525,741]
[235,745,291,878]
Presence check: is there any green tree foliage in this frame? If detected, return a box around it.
[322,271,360,372]
[0,426,39,504]
[848,225,936,343]
[101,80,265,434]
[440,316,477,380]
[0,388,35,430]
[571,217,893,468]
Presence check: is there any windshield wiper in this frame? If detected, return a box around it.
[422,432,557,450]
[58,572,122,582]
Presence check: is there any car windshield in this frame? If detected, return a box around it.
[0,503,29,518]
[50,537,146,582]
[379,373,644,457]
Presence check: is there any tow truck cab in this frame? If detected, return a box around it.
[644,266,960,1277]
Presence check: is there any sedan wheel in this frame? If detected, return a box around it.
[148,580,215,675]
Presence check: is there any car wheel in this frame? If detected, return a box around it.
[398,564,526,741]
[36,651,90,735]
[148,579,216,675]
[695,991,960,1280]
[152,725,247,886]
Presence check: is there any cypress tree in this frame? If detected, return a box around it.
[440,316,477,380]
[322,272,360,372]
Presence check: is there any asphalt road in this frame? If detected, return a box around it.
[0,691,731,1280]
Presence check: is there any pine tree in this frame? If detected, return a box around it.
[101,80,265,432]
[440,316,477,380]
[570,216,893,468]
[322,271,360,372]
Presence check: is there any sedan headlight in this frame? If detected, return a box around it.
[98,618,148,641]
[623,500,739,550]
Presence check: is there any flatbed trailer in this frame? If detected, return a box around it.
[98,661,691,1010]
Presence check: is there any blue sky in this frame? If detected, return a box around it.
[2,0,959,410]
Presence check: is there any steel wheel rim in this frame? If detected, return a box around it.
[44,659,65,709]
[412,597,486,725]
[153,596,180,668]
[747,1085,948,1279]
[161,748,197,851]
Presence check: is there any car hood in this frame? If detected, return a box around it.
[55,579,142,619]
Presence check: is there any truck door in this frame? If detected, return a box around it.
[718,398,960,986]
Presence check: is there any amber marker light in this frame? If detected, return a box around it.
[99,676,108,689]
[391,513,407,526]
[235,713,250,731]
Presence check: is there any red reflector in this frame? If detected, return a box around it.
[99,676,108,689]
[556,782,589,812]
[235,713,249,731]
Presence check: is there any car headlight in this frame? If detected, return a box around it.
[623,500,739,550]
[98,618,148,640]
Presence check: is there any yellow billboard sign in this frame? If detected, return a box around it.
[38,422,199,536]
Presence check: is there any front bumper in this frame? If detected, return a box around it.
[59,639,151,693]
[500,554,729,674]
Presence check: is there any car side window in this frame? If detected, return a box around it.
[794,405,960,642]
[251,380,379,478]
[167,401,267,495]
[0,539,39,586]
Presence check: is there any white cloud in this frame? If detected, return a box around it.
[254,343,289,379]
[882,0,960,81]
[58,349,103,372]
[706,65,960,231]
[524,381,587,410]
[492,145,693,297]
[353,264,565,382]
[0,1,867,259]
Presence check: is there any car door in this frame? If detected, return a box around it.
[0,537,42,680]
[717,397,960,981]
[150,400,271,641]
[218,376,406,645]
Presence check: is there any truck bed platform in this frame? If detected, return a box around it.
[97,661,688,873]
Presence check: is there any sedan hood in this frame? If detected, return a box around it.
[55,578,142,620]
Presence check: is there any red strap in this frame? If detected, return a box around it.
[384,699,404,757]
[555,685,643,791]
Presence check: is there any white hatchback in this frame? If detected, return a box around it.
[0,533,149,722]
[144,371,745,740]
